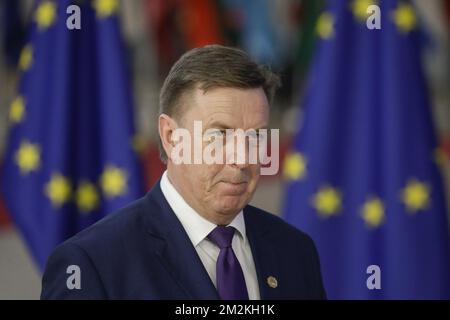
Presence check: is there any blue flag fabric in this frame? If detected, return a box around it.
[283,0,450,299]
[221,0,280,66]
[1,0,143,271]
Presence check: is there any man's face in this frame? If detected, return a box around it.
[167,86,269,223]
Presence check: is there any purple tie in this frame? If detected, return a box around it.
[208,226,249,300]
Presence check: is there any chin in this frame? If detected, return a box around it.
[215,195,248,215]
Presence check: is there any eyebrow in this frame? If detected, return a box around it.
[205,121,268,131]
[204,121,230,130]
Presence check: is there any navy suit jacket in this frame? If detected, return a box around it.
[41,182,326,299]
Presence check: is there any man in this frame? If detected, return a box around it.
[41,45,326,299]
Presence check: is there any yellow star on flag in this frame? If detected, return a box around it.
[45,173,72,207]
[100,165,128,198]
[76,181,99,213]
[93,0,119,18]
[9,96,26,124]
[19,44,33,71]
[283,152,307,181]
[391,3,416,33]
[316,12,335,40]
[361,197,385,228]
[35,1,57,30]
[401,179,430,213]
[313,186,342,217]
[351,0,377,21]
[15,141,41,175]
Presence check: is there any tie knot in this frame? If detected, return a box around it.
[208,226,235,249]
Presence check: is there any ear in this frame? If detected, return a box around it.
[158,114,177,161]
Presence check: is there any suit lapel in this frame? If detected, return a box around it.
[144,183,219,299]
[142,181,284,299]
[245,208,283,299]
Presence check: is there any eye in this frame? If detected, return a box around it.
[204,129,226,142]
[256,130,268,140]
[247,132,259,146]
[210,129,226,138]
[247,131,258,140]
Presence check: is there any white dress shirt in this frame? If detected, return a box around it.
[160,171,260,300]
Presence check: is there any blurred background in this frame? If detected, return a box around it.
[0,0,449,299]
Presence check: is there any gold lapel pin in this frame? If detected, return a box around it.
[267,276,278,289]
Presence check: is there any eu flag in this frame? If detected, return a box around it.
[1,0,143,271]
[283,0,450,299]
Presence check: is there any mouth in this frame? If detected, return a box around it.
[224,180,248,185]
[219,181,249,195]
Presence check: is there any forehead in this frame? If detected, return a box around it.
[185,86,269,129]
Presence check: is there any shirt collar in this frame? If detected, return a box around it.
[228,209,246,242]
[160,170,246,246]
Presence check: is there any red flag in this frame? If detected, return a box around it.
[178,0,224,48]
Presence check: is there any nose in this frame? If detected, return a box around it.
[229,161,249,170]
[224,132,254,169]
[226,151,250,169]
